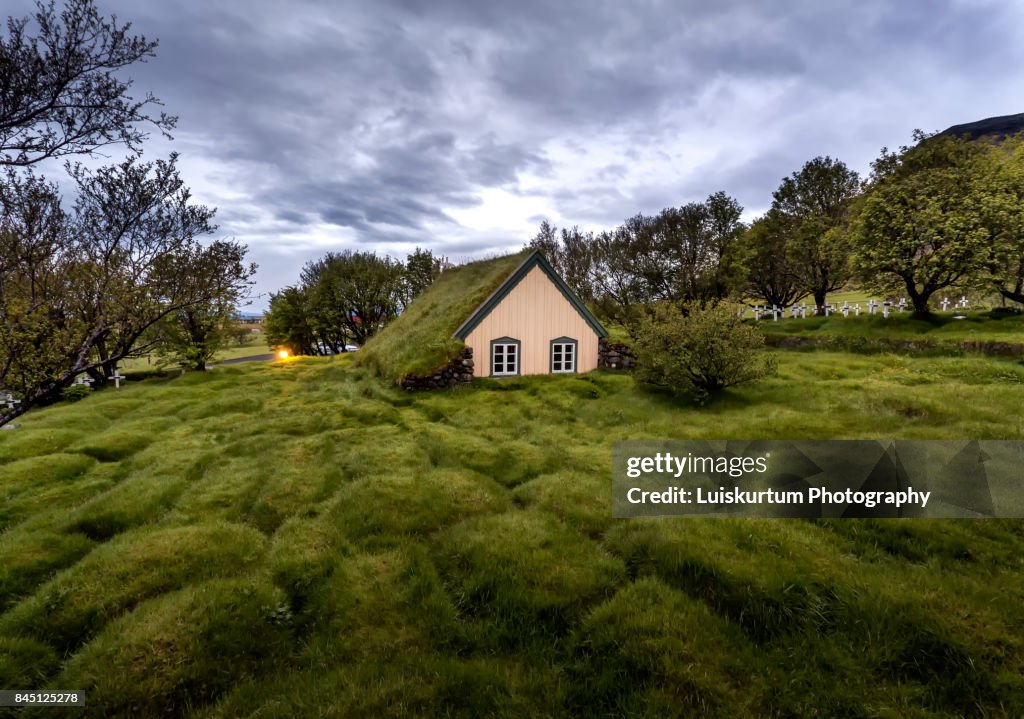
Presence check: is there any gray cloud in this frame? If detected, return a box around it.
[6,0,1024,309]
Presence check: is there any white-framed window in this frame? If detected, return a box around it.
[491,337,520,376]
[550,337,577,373]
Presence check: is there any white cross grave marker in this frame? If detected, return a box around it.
[854,303,861,317]
[941,297,951,312]
[111,372,125,389]
[841,304,850,318]
[883,301,891,318]
[868,299,878,315]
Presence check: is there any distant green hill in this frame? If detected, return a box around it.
[938,112,1024,140]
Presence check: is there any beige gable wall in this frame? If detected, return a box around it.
[463,264,600,377]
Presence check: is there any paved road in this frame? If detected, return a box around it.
[216,353,276,365]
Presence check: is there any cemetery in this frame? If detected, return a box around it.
[743,294,971,322]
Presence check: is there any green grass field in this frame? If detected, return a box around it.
[2,351,1024,716]
[119,331,269,375]
[757,309,1024,352]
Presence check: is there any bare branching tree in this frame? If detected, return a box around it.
[0,0,176,166]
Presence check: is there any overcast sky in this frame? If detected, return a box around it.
[12,0,1024,310]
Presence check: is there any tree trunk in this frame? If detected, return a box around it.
[0,380,64,428]
[0,403,30,428]
[999,288,1024,306]
[906,285,933,318]
[813,289,827,311]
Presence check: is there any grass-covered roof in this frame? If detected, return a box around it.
[357,249,531,383]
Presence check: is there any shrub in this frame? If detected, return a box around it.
[632,303,776,402]
[61,385,92,402]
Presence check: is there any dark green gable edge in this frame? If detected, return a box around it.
[452,250,608,341]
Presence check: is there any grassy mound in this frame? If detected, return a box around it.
[356,250,529,383]
[0,353,1023,715]
[0,522,266,652]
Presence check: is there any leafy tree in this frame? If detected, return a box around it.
[531,192,745,334]
[618,193,745,308]
[558,225,595,301]
[978,136,1024,306]
[0,1,245,428]
[270,248,435,357]
[527,221,595,301]
[0,156,249,426]
[853,132,998,317]
[0,170,80,403]
[632,302,776,404]
[402,247,440,306]
[771,156,861,308]
[153,241,256,371]
[588,225,650,330]
[264,286,316,356]
[155,305,233,372]
[0,0,175,166]
[527,220,562,264]
[739,211,808,309]
[299,250,405,346]
[703,190,749,301]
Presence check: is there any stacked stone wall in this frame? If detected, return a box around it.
[400,347,474,390]
[598,338,636,369]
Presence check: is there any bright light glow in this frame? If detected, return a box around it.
[278,349,289,359]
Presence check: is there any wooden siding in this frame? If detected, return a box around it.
[463,265,600,377]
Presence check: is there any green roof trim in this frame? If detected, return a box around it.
[452,250,608,341]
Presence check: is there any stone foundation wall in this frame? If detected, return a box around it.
[400,347,474,390]
[598,338,636,370]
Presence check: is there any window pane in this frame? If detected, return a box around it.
[493,343,517,374]
[552,342,574,372]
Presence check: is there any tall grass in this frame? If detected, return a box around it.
[0,351,1023,716]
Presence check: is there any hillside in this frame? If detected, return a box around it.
[2,355,1024,716]
[939,111,1024,140]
